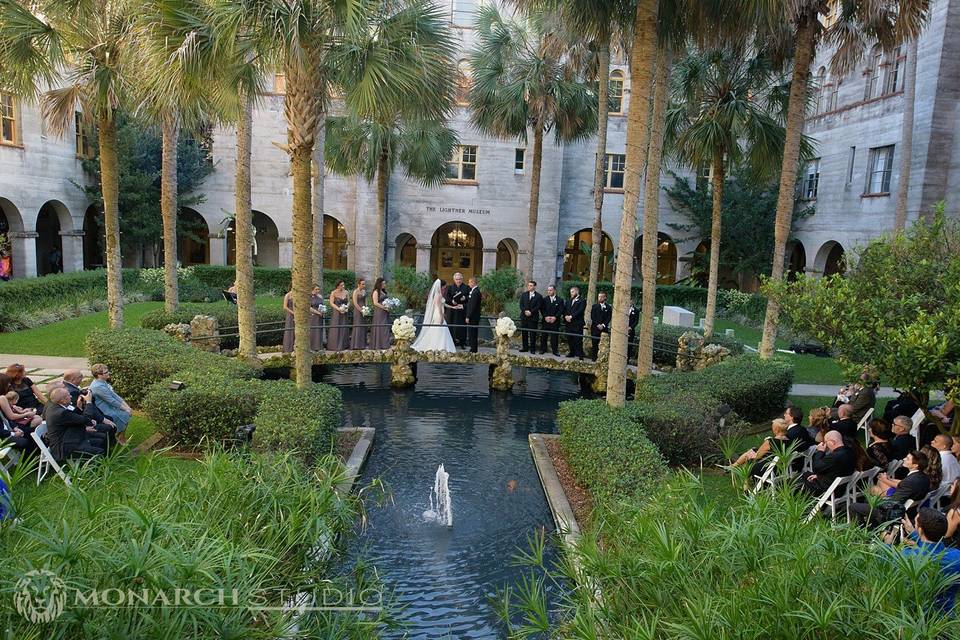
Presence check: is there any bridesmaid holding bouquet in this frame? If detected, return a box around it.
[350,278,367,350]
[326,280,348,352]
[309,284,325,351]
[281,289,295,354]
[370,277,391,349]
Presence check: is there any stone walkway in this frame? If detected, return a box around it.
[0,353,91,384]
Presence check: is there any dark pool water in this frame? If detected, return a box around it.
[317,364,583,639]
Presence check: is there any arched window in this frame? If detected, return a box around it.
[496,238,518,269]
[864,46,883,100]
[323,215,349,270]
[609,70,625,114]
[178,209,210,266]
[456,59,472,105]
[395,233,417,267]
[787,241,807,281]
[226,211,281,267]
[633,233,677,284]
[563,229,613,281]
[827,74,841,111]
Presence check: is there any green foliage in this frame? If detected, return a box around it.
[766,210,960,433]
[190,265,356,295]
[652,324,744,365]
[559,280,709,309]
[717,287,768,321]
[250,379,342,463]
[140,302,287,348]
[478,267,522,313]
[557,400,668,504]
[389,265,433,309]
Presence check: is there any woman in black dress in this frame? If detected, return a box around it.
[350,278,367,350]
[4,364,46,410]
[281,290,295,353]
[327,280,348,352]
[309,285,325,351]
[370,277,391,350]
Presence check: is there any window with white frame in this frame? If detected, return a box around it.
[1,93,18,145]
[604,153,625,189]
[814,68,826,114]
[864,48,883,100]
[451,0,482,26]
[827,76,841,111]
[884,46,904,94]
[514,148,525,174]
[609,71,625,114]
[865,145,894,194]
[446,145,478,181]
[75,112,93,158]
[802,158,820,199]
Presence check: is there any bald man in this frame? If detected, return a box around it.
[800,430,855,494]
[43,387,107,461]
[829,403,858,441]
[62,369,84,405]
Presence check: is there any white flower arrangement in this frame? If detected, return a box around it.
[361,305,372,317]
[316,303,328,316]
[392,315,416,341]
[383,297,402,312]
[338,304,349,314]
[495,316,517,338]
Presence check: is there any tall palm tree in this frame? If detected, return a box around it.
[469,4,598,282]
[325,2,458,278]
[0,0,136,328]
[756,0,930,358]
[666,50,793,338]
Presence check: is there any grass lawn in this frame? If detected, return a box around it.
[124,413,159,448]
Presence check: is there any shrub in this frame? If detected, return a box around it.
[559,280,709,309]
[479,267,522,313]
[651,324,744,366]
[389,265,433,309]
[557,399,667,504]
[140,302,287,348]
[190,265,355,295]
[251,379,342,463]
[716,288,767,322]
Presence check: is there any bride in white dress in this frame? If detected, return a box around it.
[411,279,456,353]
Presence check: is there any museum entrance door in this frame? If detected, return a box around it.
[430,221,482,283]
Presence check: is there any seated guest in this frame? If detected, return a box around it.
[945,482,960,547]
[920,445,944,489]
[807,406,831,442]
[0,375,39,455]
[43,388,107,461]
[852,451,932,525]
[3,391,42,430]
[896,508,960,615]
[61,369,85,405]
[784,407,814,448]
[834,368,877,423]
[800,431,855,494]
[4,363,46,411]
[930,399,956,428]
[732,418,790,476]
[866,418,894,469]
[88,364,132,439]
[936,435,960,489]
[829,403,858,441]
[890,416,915,460]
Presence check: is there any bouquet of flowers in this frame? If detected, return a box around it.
[361,305,372,317]
[392,315,416,341]
[383,297,402,312]
[316,303,328,316]
[338,304,349,314]
[495,316,517,338]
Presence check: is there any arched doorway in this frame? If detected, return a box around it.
[36,201,70,275]
[395,233,417,268]
[496,238,518,270]
[634,233,677,284]
[0,197,23,279]
[431,221,482,282]
[787,241,807,281]
[563,229,613,281]
[323,215,349,270]
[227,211,280,267]
[816,241,845,277]
[82,205,105,270]
[178,208,210,266]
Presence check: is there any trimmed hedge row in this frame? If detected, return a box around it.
[557,400,668,504]
[250,379,341,463]
[140,302,287,348]
[560,281,709,309]
[190,265,356,294]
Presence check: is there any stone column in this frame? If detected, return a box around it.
[209,233,228,266]
[481,247,498,274]
[190,314,220,353]
[491,332,514,390]
[9,231,38,278]
[59,229,85,273]
[390,338,416,387]
[279,237,293,268]
[415,243,432,272]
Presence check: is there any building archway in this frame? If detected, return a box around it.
[395,233,417,268]
[815,241,845,277]
[787,241,807,281]
[82,205,105,270]
[323,215,349,270]
[227,211,281,267]
[36,201,72,275]
[633,232,677,284]
[431,221,482,282]
[178,208,210,266]
[0,197,23,279]
[496,238,518,270]
[563,229,612,282]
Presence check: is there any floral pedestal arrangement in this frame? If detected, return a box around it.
[491,317,517,391]
[390,316,417,387]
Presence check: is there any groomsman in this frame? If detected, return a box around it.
[444,272,470,347]
[518,280,542,353]
[627,302,639,360]
[539,285,564,356]
[590,292,612,360]
[464,277,483,353]
[564,286,586,359]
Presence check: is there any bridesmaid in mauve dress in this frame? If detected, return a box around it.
[370,277,391,349]
[309,285,325,351]
[350,278,367,350]
[326,280,348,351]
[281,290,295,353]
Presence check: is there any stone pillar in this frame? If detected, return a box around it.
[676,331,705,372]
[481,247,497,274]
[415,243,431,272]
[279,237,293,268]
[190,314,220,353]
[59,229,85,273]
[491,332,514,390]
[390,338,416,387]
[209,233,228,266]
[591,333,610,393]
[9,231,38,278]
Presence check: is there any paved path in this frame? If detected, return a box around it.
[0,353,90,383]
[791,383,899,398]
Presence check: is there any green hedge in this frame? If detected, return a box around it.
[560,281,709,309]
[140,302,287,348]
[557,400,667,504]
[250,379,341,463]
[190,265,355,294]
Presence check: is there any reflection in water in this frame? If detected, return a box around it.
[320,364,581,639]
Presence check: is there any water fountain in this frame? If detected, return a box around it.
[423,464,453,527]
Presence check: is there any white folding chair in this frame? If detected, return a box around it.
[806,473,859,522]
[751,456,780,494]
[0,446,19,475]
[923,484,952,510]
[857,407,875,448]
[30,423,71,487]
[801,446,818,474]
[858,466,881,490]
[910,408,925,449]
[886,459,903,476]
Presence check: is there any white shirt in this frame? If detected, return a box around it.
[939,450,960,487]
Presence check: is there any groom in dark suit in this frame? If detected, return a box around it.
[539,285,564,356]
[518,280,543,352]
[464,277,482,352]
[444,271,470,347]
[564,286,586,359]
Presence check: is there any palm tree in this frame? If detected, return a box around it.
[0,0,136,328]
[469,4,598,282]
[893,37,919,230]
[325,2,458,278]
[756,0,930,358]
[666,50,792,338]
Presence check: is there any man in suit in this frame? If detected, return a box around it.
[518,280,542,353]
[589,292,612,360]
[539,285,564,356]
[891,415,916,460]
[464,277,483,353]
[800,430,855,494]
[852,449,931,524]
[63,369,118,444]
[829,403,858,441]
[564,286,586,359]
[627,302,639,361]
[43,387,108,461]
[444,272,470,347]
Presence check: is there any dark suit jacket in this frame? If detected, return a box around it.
[849,386,877,423]
[808,446,855,492]
[891,434,915,460]
[590,303,612,335]
[43,401,94,461]
[628,306,639,331]
[519,291,542,319]
[465,286,482,323]
[444,283,469,312]
[786,423,815,449]
[64,381,83,406]
[890,470,930,503]
[541,296,564,322]
[831,418,858,441]
[565,296,586,331]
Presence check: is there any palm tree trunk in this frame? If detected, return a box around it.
[605,0,658,406]
[525,121,544,282]
[705,152,724,338]
[98,116,124,329]
[161,114,179,314]
[374,148,389,279]
[235,91,257,359]
[637,47,670,377]
[759,13,816,359]
[312,112,326,288]
[893,38,918,231]
[586,42,611,315]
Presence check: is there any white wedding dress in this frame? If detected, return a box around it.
[411,279,457,353]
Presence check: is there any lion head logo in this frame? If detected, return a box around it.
[13,569,66,623]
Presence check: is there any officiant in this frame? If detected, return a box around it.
[444,272,470,347]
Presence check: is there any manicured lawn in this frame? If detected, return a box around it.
[124,413,158,448]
